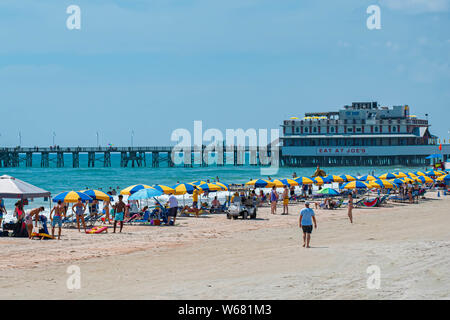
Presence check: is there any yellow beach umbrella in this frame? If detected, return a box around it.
[415,171,426,176]
[279,179,299,187]
[312,176,332,185]
[340,174,357,182]
[153,185,175,194]
[394,172,408,178]
[290,117,299,120]
[415,176,434,184]
[407,172,417,178]
[197,183,223,192]
[326,175,344,183]
[171,183,195,195]
[214,182,229,191]
[369,180,395,189]
[294,176,314,185]
[245,179,275,188]
[272,179,287,188]
[342,181,369,189]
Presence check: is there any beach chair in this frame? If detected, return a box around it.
[378,195,389,206]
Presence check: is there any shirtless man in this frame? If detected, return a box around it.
[50,201,66,240]
[113,195,126,233]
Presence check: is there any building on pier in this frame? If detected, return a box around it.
[280,102,450,167]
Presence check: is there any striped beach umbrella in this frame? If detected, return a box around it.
[407,172,418,178]
[279,179,299,187]
[326,175,344,183]
[389,178,406,185]
[415,171,427,176]
[53,191,92,203]
[402,177,416,183]
[271,179,286,188]
[378,173,397,180]
[369,180,395,189]
[80,189,112,201]
[359,175,378,181]
[214,182,229,190]
[339,175,357,182]
[312,176,332,185]
[436,174,450,182]
[294,176,314,185]
[152,185,175,194]
[197,183,223,192]
[120,184,152,195]
[245,179,275,188]
[425,170,445,177]
[171,183,195,195]
[190,180,208,186]
[393,172,408,178]
[342,181,369,189]
[416,176,434,184]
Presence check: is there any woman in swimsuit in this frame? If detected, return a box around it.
[72,198,87,232]
[348,194,353,224]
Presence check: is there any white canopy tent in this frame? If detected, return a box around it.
[0,175,51,199]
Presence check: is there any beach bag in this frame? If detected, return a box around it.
[3,222,15,231]
[0,230,9,237]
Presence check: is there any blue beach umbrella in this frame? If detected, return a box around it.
[245,179,275,188]
[378,173,397,180]
[172,183,196,195]
[359,175,378,181]
[128,188,163,200]
[339,175,357,182]
[81,189,113,201]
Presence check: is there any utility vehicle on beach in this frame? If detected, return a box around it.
[226,188,257,220]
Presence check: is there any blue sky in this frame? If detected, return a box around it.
[0,0,449,146]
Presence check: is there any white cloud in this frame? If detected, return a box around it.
[381,0,450,13]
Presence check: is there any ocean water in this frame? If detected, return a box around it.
[0,153,428,219]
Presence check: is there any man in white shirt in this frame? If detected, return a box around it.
[167,193,178,226]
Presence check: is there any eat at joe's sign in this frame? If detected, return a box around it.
[317,148,367,155]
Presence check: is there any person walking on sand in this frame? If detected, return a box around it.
[72,198,87,232]
[50,200,66,240]
[347,193,353,224]
[282,185,289,215]
[113,195,126,233]
[299,202,317,248]
[166,193,178,225]
[270,186,278,214]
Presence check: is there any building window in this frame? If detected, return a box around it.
[330,127,335,133]
[392,126,397,132]
[374,126,379,132]
[348,127,353,133]
[313,127,317,133]
[296,127,300,133]
[356,127,362,133]
[305,127,309,133]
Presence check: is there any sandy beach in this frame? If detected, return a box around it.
[1,191,449,300]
